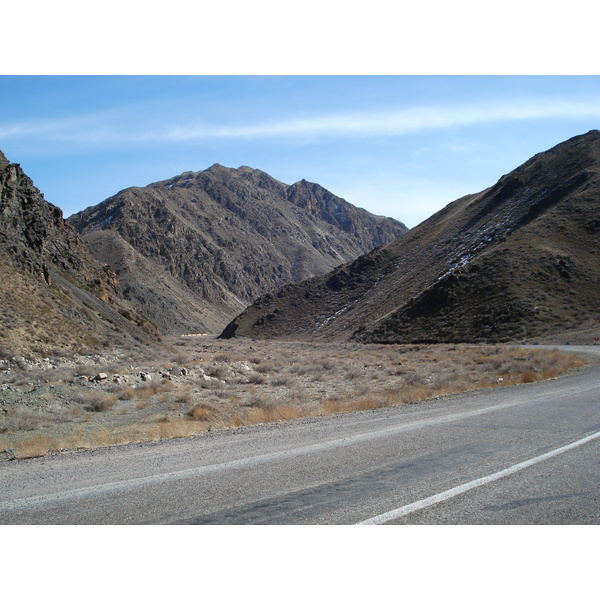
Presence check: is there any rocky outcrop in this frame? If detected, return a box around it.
[0,153,121,302]
[0,151,160,358]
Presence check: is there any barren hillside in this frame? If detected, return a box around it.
[221,131,600,344]
[68,165,407,334]
[0,150,160,359]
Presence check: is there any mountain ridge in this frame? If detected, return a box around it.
[221,130,600,344]
[68,165,407,334]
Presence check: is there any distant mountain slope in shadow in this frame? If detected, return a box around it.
[221,131,600,345]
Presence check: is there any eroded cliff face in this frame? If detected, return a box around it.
[0,154,121,301]
[0,151,160,358]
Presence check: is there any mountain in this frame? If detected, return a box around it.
[68,165,407,334]
[0,150,160,359]
[221,131,600,345]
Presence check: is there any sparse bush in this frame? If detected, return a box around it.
[87,394,118,412]
[14,434,55,459]
[254,362,275,374]
[75,364,97,378]
[0,339,587,458]
[117,386,136,401]
[270,374,293,387]
[187,402,215,421]
[198,376,223,390]
[205,365,229,379]
[520,370,540,384]
[75,390,118,412]
[158,417,190,439]
[172,391,193,404]
[1,406,45,432]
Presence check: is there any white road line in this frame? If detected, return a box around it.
[355,430,600,525]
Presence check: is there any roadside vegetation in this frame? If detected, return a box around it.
[0,337,589,459]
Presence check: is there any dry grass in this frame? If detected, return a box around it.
[0,338,590,459]
[187,403,215,421]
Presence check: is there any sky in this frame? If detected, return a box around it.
[1,75,599,228]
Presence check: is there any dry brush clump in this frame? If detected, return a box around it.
[74,390,118,412]
[0,406,46,432]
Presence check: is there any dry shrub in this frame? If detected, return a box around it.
[344,367,365,380]
[321,395,387,415]
[75,364,97,378]
[230,413,245,428]
[400,385,435,404]
[1,406,45,432]
[132,385,157,400]
[198,377,223,390]
[69,406,87,419]
[117,387,136,401]
[245,407,276,425]
[172,391,193,404]
[348,397,380,412]
[187,403,214,421]
[520,370,541,384]
[87,428,115,448]
[206,365,229,379]
[270,405,304,421]
[270,374,293,387]
[254,362,276,374]
[2,341,586,456]
[89,395,117,412]
[76,390,118,412]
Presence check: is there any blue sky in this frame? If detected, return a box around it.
[1,75,600,228]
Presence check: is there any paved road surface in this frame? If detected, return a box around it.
[1,346,598,524]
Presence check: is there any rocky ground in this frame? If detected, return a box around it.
[0,336,589,460]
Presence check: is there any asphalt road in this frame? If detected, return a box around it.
[1,346,598,525]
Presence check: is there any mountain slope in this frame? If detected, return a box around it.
[68,164,407,334]
[221,131,600,344]
[0,150,160,359]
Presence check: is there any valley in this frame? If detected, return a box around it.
[1,131,599,466]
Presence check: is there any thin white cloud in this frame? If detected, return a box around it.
[137,99,600,142]
[2,99,600,145]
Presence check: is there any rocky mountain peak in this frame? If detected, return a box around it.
[0,157,84,280]
[69,163,407,335]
